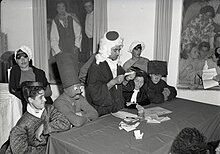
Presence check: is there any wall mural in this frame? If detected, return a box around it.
[178,0,220,90]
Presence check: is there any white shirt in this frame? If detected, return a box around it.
[85,11,94,38]
[50,16,82,56]
[130,89,139,103]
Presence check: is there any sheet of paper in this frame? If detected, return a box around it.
[202,68,219,89]
[112,111,138,119]
[119,121,140,132]
[144,107,172,117]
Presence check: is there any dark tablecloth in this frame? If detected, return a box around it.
[46,98,220,154]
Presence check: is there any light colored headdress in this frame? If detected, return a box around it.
[128,41,145,53]
[14,45,32,60]
[95,31,123,64]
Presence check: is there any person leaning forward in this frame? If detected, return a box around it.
[86,31,133,116]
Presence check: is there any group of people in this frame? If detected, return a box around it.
[48,0,94,82]
[1,29,178,153]
[179,1,220,89]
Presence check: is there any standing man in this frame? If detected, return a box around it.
[84,0,94,60]
[50,0,82,73]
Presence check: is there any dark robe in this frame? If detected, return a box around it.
[123,80,151,109]
[147,78,177,104]
[86,60,125,116]
[5,105,71,154]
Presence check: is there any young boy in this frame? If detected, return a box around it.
[147,60,177,104]
[6,81,71,154]
[123,67,150,109]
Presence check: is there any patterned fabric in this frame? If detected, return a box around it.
[181,14,214,50]
[5,105,70,154]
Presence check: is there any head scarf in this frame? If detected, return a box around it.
[14,45,32,61]
[128,41,145,53]
[95,31,123,64]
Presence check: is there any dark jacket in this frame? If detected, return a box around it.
[147,77,177,104]
[9,64,53,111]
[123,80,150,109]
[86,61,125,116]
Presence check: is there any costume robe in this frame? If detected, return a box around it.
[5,105,71,154]
[86,61,125,116]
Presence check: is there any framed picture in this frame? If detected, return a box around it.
[178,0,220,90]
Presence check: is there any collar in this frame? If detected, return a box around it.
[27,104,45,118]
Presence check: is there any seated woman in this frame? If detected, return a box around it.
[123,41,149,73]
[9,45,53,113]
[123,67,150,109]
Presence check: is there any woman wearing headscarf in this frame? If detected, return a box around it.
[86,31,133,116]
[123,41,149,73]
[9,45,53,113]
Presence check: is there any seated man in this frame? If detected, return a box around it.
[147,60,177,104]
[170,127,220,154]
[6,81,71,154]
[54,52,98,127]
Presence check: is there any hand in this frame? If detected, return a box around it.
[35,124,44,141]
[74,46,80,53]
[125,72,136,81]
[162,88,170,101]
[126,102,136,106]
[213,74,220,82]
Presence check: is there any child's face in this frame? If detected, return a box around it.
[134,76,144,90]
[29,90,46,110]
[150,74,162,84]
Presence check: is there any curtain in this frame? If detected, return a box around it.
[154,0,173,62]
[32,0,49,78]
[93,0,107,53]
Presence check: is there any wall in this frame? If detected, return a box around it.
[107,0,155,63]
[1,0,34,57]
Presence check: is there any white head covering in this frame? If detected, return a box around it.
[95,31,123,64]
[128,41,145,53]
[14,45,32,60]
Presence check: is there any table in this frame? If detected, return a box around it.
[0,83,22,147]
[46,98,220,154]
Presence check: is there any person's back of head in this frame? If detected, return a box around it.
[170,127,208,154]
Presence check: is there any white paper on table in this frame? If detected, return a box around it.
[144,107,172,117]
[145,114,171,123]
[112,111,138,119]
[134,130,144,139]
[119,121,140,132]
[202,68,219,89]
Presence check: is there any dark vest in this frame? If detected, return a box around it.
[54,16,75,54]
